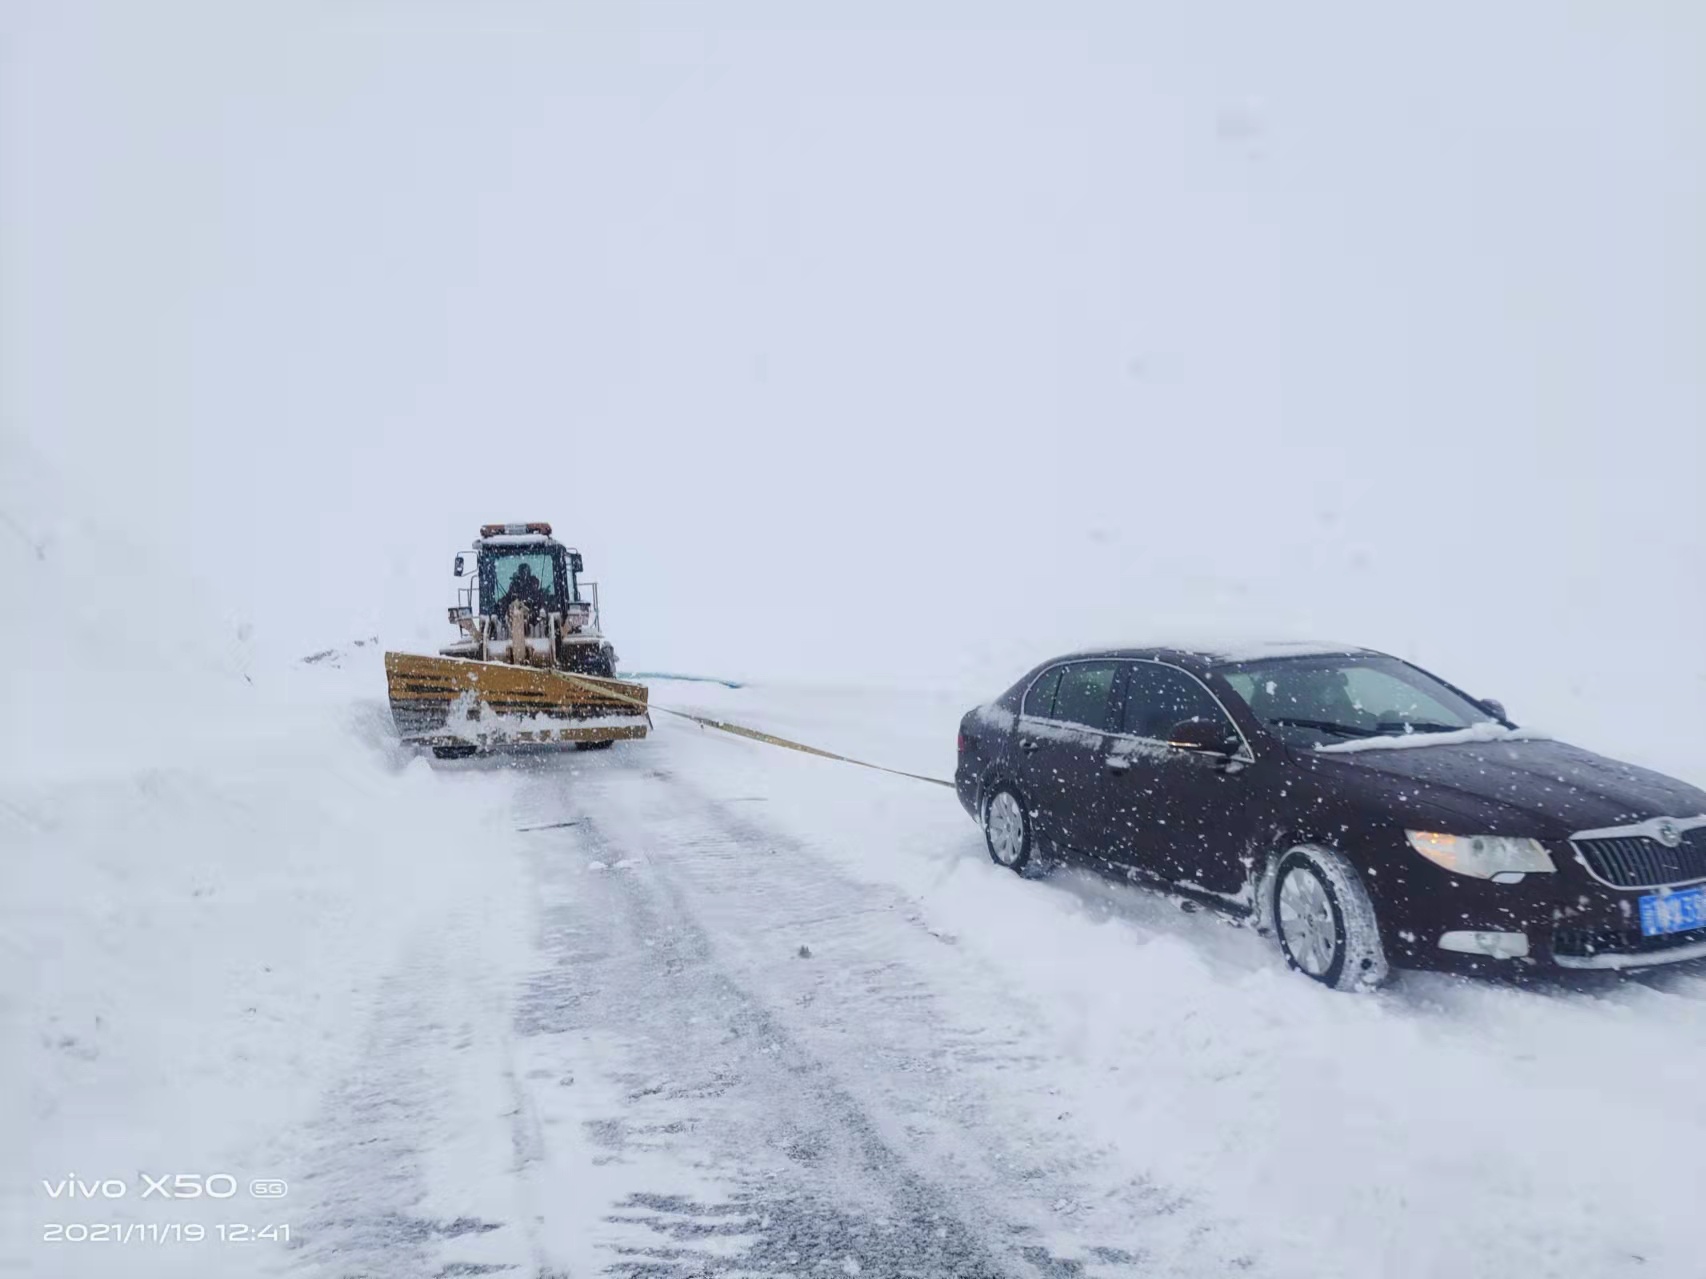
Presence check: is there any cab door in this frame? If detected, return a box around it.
[1011,660,1119,856]
[1096,661,1255,894]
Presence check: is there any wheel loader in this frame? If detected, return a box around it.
[384,523,649,758]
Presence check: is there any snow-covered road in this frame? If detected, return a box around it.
[10,668,1706,1278]
[286,722,1240,1278]
[280,678,1706,1278]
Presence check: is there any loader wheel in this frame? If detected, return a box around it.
[432,743,478,760]
[574,739,616,752]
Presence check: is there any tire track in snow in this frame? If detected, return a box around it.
[283,901,543,1277]
[515,808,1022,1276]
[284,742,1255,1278]
[499,752,1252,1277]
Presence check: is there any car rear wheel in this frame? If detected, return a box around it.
[984,788,1032,872]
[1271,846,1389,991]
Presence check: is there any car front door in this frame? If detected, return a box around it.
[1096,661,1255,895]
[1012,659,1119,856]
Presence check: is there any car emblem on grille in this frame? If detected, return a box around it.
[1654,819,1683,848]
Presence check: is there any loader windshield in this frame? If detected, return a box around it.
[484,551,561,611]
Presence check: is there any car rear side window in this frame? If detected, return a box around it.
[1022,666,1063,719]
[1052,662,1117,730]
[1122,663,1234,740]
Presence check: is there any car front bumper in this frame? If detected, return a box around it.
[1551,934,1706,970]
[1373,850,1706,974]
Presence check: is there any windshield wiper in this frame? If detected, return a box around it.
[1374,720,1464,736]
[1266,717,1377,739]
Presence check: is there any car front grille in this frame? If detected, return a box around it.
[1570,828,1706,888]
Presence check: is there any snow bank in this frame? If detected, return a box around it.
[0,434,263,783]
[0,439,535,1276]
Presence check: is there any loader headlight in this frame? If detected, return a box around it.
[1405,831,1555,879]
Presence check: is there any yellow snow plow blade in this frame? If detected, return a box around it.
[384,651,649,751]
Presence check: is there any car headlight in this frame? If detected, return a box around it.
[1405,830,1555,879]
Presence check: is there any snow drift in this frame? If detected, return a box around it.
[0,436,536,1277]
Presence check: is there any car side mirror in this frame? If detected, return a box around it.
[1166,719,1240,756]
[454,553,468,577]
[567,551,584,574]
[1480,698,1507,722]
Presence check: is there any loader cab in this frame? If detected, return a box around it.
[481,549,566,617]
[476,541,578,616]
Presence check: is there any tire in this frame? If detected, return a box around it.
[574,739,616,752]
[431,743,478,760]
[1269,846,1390,991]
[983,787,1032,872]
[562,644,616,678]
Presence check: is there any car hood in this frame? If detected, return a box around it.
[1303,736,1706,836]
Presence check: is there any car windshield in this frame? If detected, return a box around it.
[1215,654,1496,748]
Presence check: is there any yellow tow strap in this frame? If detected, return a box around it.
[553,672,955,789]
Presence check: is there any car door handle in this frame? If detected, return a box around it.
[1104,755,1131,773]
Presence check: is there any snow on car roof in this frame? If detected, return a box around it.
[1060,638,1370,664]
[1184,639,1370,663]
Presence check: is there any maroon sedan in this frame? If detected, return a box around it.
[957,642,1706,989]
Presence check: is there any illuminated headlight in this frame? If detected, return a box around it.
[1405,831,1555,879]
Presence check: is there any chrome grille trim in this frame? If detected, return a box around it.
[1570,814,1706,843]
[1569,815,1706,889]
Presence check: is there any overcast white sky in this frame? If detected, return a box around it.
[4,1,1702,756]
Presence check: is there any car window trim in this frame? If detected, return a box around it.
[1019,663,1064,722]
[1018,659,1121,733]
[1111,659,1257,763]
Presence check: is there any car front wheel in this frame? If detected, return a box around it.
[1271,846,1389,991]
[983,788,1032,872]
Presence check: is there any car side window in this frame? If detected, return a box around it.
[1122,663,1236,742]
[1022,666,1063,719]
[1052,662,1118,730]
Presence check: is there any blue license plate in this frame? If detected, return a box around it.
[1639,885,1706,937]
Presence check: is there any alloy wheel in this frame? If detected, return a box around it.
[1277,864,1339,977]
[986,791,1026,867]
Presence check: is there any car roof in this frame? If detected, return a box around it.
[1049,639,1375,668]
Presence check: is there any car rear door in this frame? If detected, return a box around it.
[1013,660,1119,856]
[1096,660,1255,894]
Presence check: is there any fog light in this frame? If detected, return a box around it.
[1438,930,1530,959]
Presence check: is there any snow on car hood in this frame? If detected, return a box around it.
[1314,722,1549,754]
